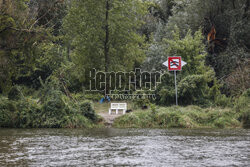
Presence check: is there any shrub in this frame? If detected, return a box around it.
[132,98,151,109]
[15,98,41,128]
[235,89,250,112]
[215,94,232,108]
[114,112,141,128]
[235,89,250,128]
[0,96,17,127]
[0,96,42,128]
[178,75,207,105]
[241,110,250,128]
[8,86,22,100]
[41,91,67,128]
[0,87,99,128]
[79,101,97,122]
[40,90,97,128]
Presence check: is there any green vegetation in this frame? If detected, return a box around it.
[0,0,249,128]
[114,89,250,129]
[235,89,250,128]
[155,28,221,106]
[0,85,101,128]
[113,106,240,129]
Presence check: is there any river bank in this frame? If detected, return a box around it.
[1,88,249,129]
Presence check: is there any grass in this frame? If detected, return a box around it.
[113,105,242,129]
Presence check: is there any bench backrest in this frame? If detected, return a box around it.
[110,103,127,110]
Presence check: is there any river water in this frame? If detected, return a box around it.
[0,128,249,166]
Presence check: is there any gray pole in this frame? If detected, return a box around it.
[174,70,178,105]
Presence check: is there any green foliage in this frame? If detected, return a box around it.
[114,106,241,128]
[0,96,17,127]
[144,0,250,97]
[178,75,208,105]
[63,0,147,82]
[165,0,250,95]
[8,86,23,100]
[240,111,250,128]
[150,103,157,115]
[235,89,250,113]
[214,94,232,108]
[41,90,66,128]
[0,0,249,130]
[0,0,68,93]
[0,95,41,128]
[155,28,223,106]
[235,89,250,128]
[79,101,97,122]
[84,94,104,102]
[164,28,208,75]
[56,62,83,92]
[132,98,151,109]
[0,82,99,128]
[0,0,50,92]
[15,98,41,128]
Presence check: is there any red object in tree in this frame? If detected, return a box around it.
[207,26,216,41]
[168,57,182,71]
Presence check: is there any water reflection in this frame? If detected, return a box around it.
[0,128,249,166]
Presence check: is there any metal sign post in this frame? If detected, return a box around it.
[163,57,187,106]
[174,70,178,105]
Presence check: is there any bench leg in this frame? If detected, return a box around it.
[116,109,118,115]
[109,109,111,115]
[123,109,126,115]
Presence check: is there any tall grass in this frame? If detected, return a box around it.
[113,105,241,128]
[0,91,100,128]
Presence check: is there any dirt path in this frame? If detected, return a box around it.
[98,112,123,127]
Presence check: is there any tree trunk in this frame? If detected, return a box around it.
[104,0,110,73]
[104,0,110,95]
[232,0,236,9]
[243,0,249,18]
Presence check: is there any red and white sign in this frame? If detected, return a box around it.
[168,57,181,71]
[162,57,187,105]
[163,57,186,71]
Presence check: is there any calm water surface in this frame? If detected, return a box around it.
[0,128,249,166]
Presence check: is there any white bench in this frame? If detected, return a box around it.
[109,103,127,115]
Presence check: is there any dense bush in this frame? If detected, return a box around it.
[235,89,250,128]
[132,98,151,109]
[0,96,17,127]
[0,85,99,128]
[79,101,97,122]
[178,75,208,105]
[0,95,41,128]
[40,90,67,128]
[8,86,23,100]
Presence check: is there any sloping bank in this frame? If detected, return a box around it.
[113,90,250,129]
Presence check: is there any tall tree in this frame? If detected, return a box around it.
[63,0,147,79]
[0,0,43,93]
[0,0,67,93]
